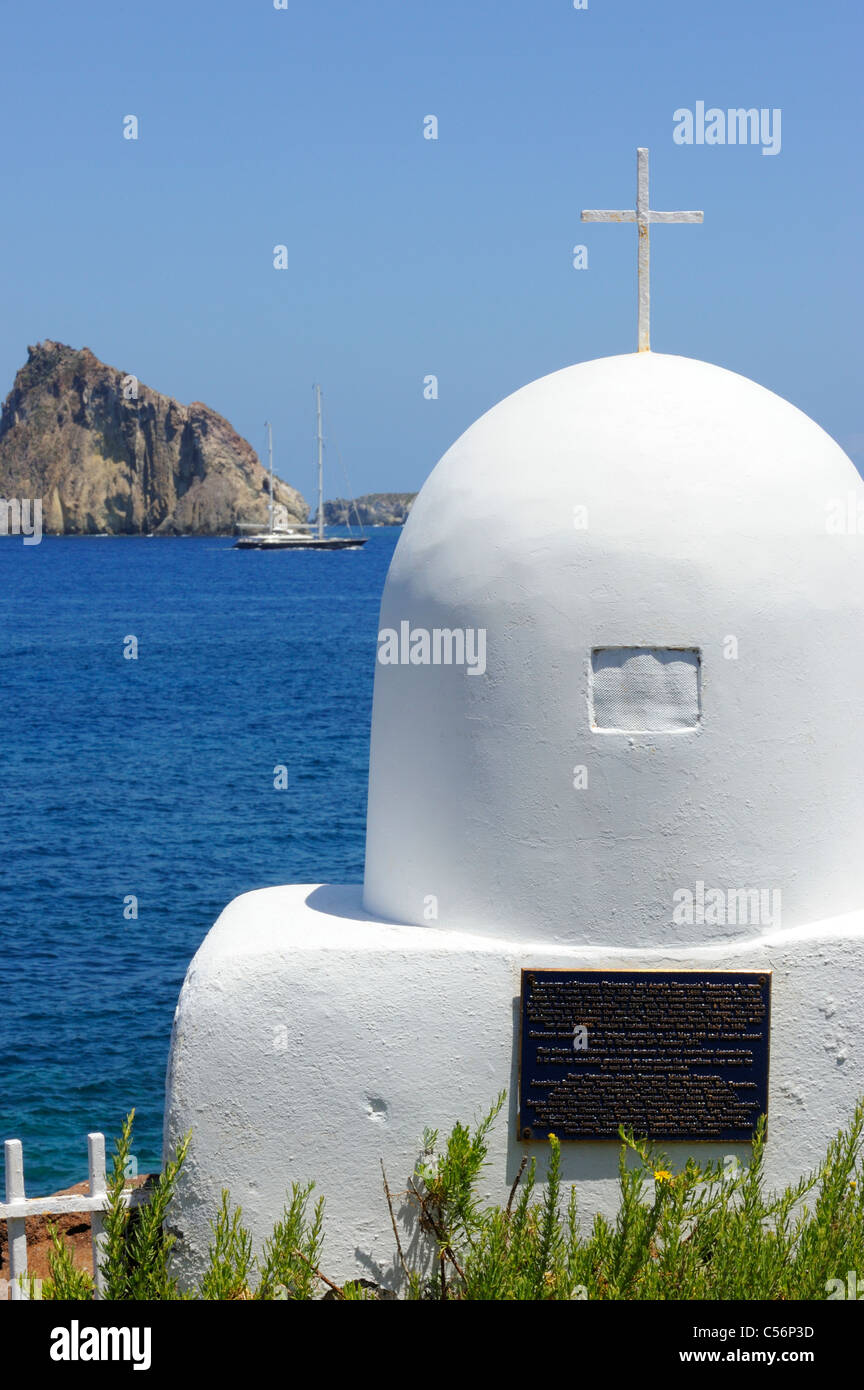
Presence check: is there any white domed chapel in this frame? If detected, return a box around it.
[365,349,864,945]
[164,153,864,1288]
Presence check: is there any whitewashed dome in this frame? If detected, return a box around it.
[363,352,864,945]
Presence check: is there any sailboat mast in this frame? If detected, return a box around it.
[266,420,274,535]
[315,384,324,541]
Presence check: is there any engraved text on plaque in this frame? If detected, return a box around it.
[518,970,770,1142]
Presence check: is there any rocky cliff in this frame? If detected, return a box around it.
[323,492,416,526]
[0,341,308,535]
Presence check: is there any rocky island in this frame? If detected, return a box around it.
[322,492,416,527]
[0,341,307,535]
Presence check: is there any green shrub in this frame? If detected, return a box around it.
[199,1190,255,1300]
[41,1095,864,1300]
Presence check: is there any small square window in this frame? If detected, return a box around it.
[591,647,701,732]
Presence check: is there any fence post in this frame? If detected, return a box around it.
[88,1134,108,1300]
[4,1140,28,1301]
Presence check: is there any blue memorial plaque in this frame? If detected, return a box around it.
[518,970,771,1142]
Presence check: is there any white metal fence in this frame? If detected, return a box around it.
[0,1134,148,1301]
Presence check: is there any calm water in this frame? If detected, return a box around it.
[0,529,399,1194]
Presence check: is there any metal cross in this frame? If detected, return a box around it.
[582,148,703,353]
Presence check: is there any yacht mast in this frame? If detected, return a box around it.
[315,384,324,541]
[265,420,274,535]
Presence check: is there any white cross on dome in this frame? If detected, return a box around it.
[582,147,704,352]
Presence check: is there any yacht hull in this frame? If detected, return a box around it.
[234,536,368,550]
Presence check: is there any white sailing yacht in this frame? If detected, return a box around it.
[235,386,367,550]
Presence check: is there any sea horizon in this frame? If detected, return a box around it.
[0,529,399,1193]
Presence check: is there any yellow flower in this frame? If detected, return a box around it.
[654,1169,674,1184]
[548,1132,557,1141]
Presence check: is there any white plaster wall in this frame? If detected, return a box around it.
[364,353,864,945]
[164,885,864,1291]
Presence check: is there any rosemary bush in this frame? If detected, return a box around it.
[40,1094,864,1300]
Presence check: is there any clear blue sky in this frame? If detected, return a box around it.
[0,0,861,500]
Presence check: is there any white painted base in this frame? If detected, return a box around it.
[163,884,864,1291]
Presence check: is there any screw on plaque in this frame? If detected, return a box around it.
[522,1127,532,1140]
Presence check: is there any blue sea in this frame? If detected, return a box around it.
[0,529,399,1195]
